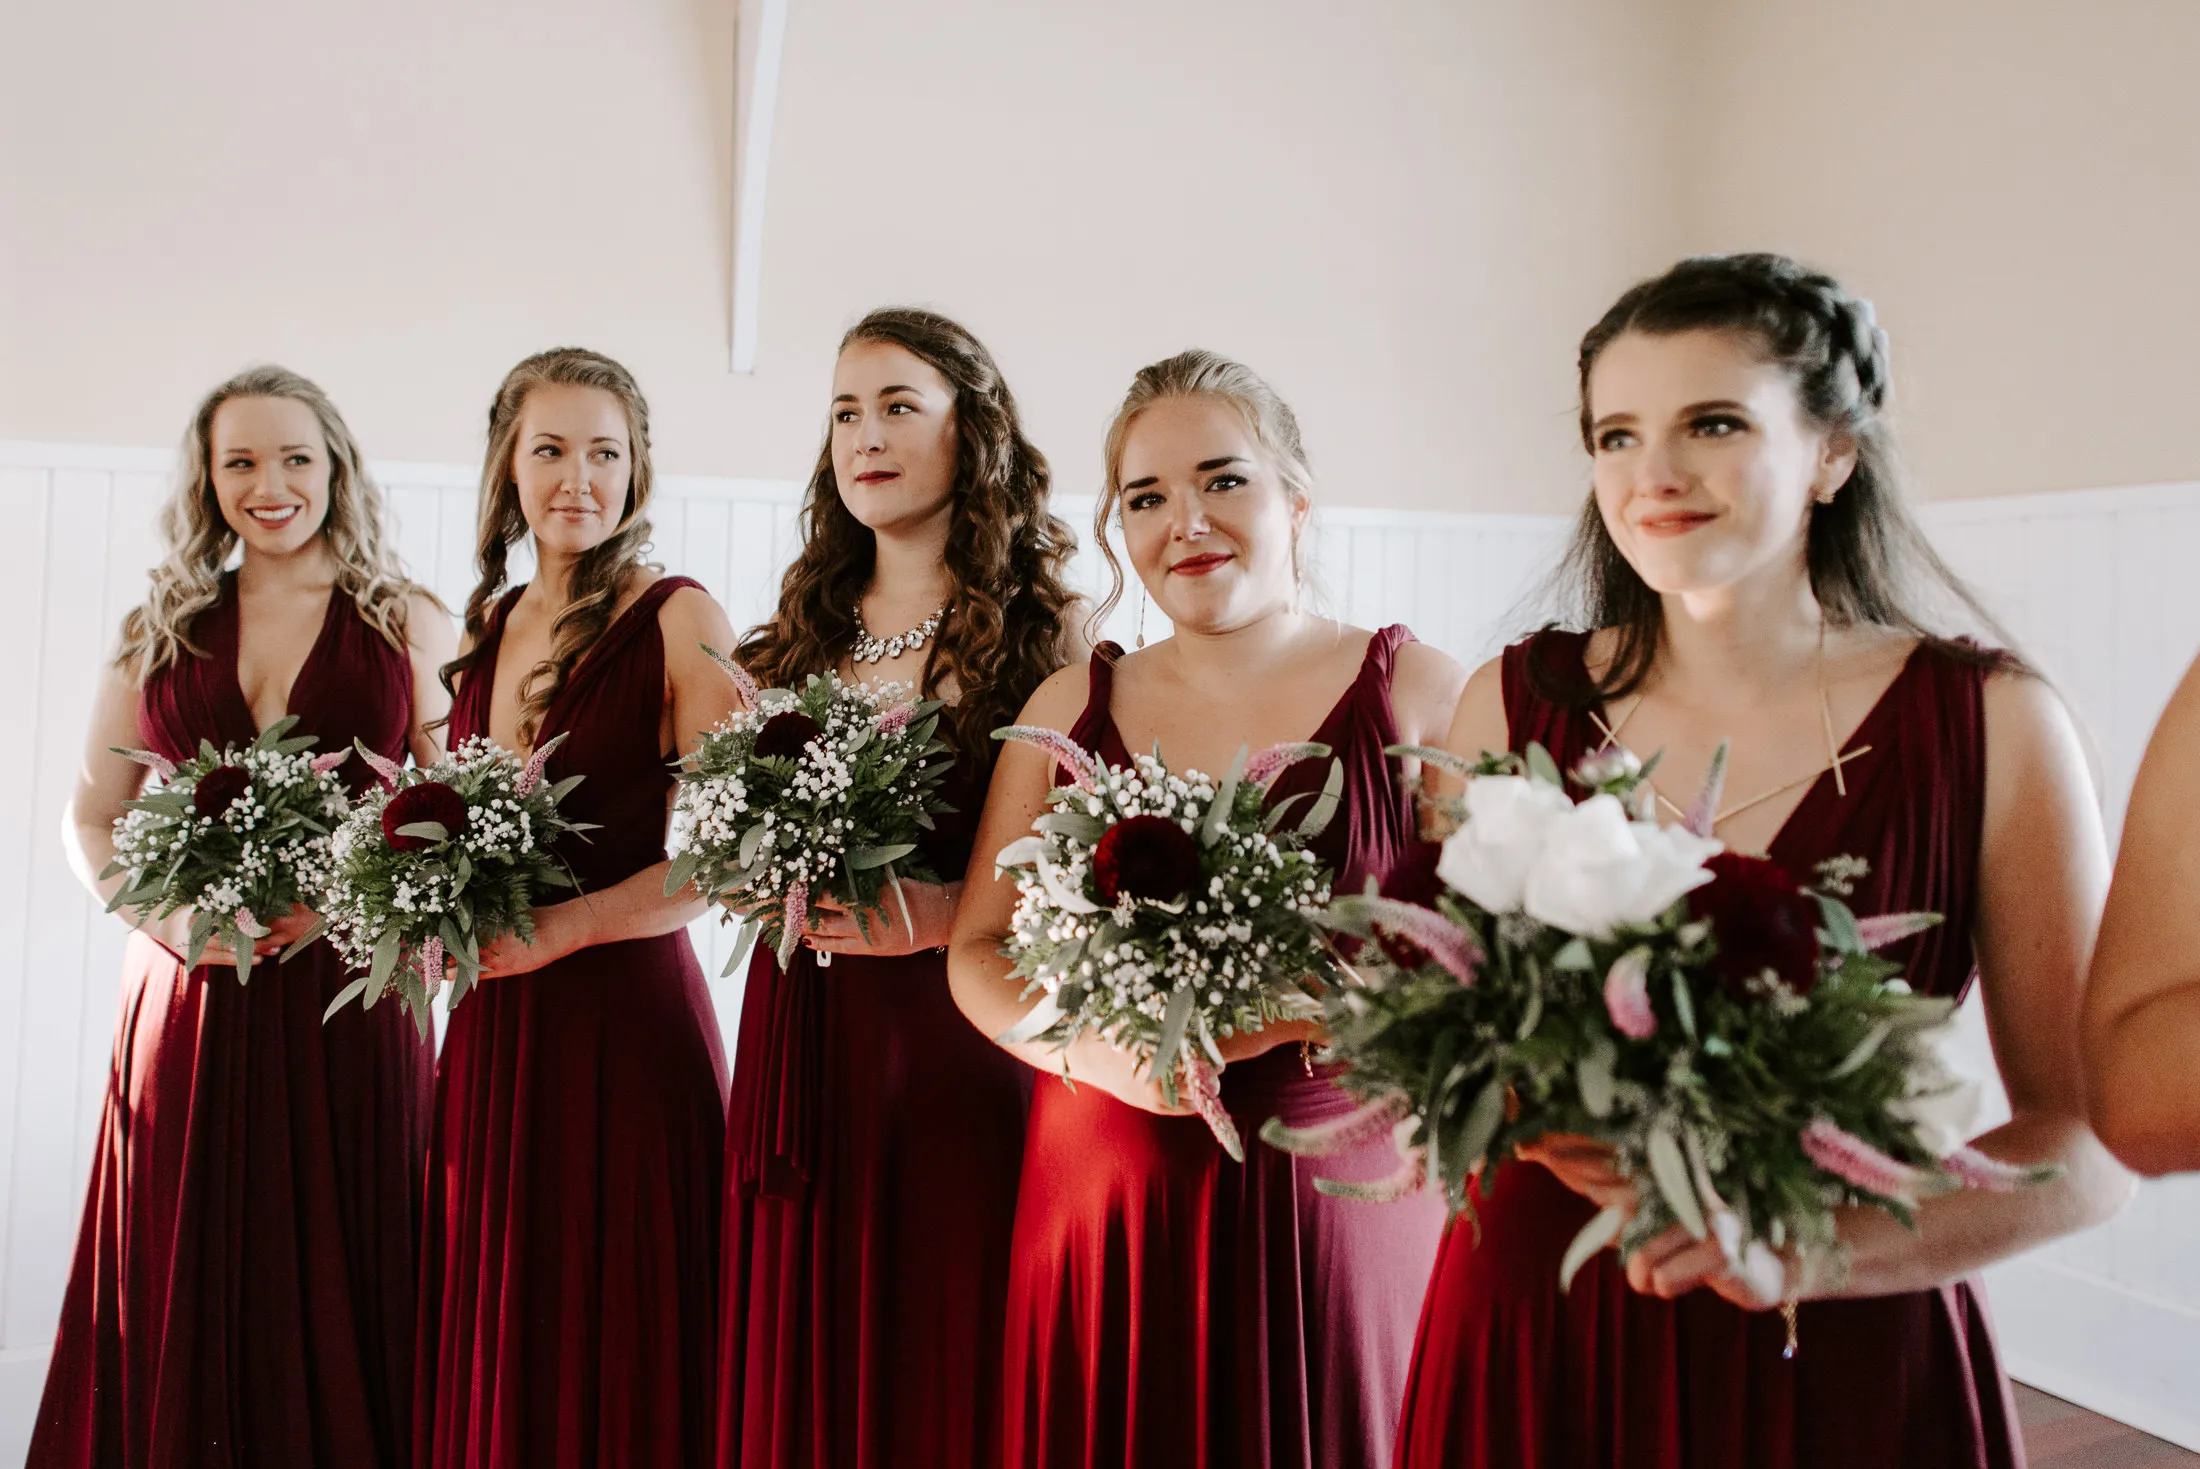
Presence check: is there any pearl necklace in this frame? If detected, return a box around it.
[850,603,948,665]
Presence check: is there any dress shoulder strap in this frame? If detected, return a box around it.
[1068,643,1123,755]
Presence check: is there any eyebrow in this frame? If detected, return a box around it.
[217,443,315,454]
[1121,455,1252,493]
[831,385,925,404]
[528,432,624,445]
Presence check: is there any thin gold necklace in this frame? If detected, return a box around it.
[1587,624,1873,832]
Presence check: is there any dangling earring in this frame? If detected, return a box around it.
[1135,582,1148,649]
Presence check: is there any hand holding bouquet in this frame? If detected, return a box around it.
[990,729,1344,1161]
[1267,741,2051,1302]
[103,716,352,981]
[314,734,594,1031]
[666,649,956,970]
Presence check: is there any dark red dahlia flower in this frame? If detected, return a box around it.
[1688,851,1820,997]
[383,781,469,851]
[1092,814,1203,906]
[191,764,252,819]
[753,711,824,762]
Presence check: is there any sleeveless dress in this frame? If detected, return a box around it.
[716,725,1029,1469]
[1394,629,2023,1469]
[415,576,730,1469]
[1003,626,1449,1469]
[30,577,434,1469]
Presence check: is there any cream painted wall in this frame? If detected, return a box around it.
[0,0,1685,516]
[1674,0,2200,503]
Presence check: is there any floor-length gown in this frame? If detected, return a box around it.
[1003,625,1448,1469]
[414,577,728,1469]
[716,726,1029,1469]
[1395,629,2023,1469]
[31,577,434,1469]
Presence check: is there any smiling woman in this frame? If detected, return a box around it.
[30,365,450,1469]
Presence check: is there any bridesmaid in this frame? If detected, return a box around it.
[1395,253,2133,1468]
[716,306,1081,1469]
[950,350,1467,1469]
[33,366,449,1468]
[414,348,738,1469]
[2084,656,2200,1173]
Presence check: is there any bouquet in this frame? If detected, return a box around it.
[989,728,1344,1160]
[1266,742,2051,1300]
[103,715,351,982]
[666,648,956,971]
[313,735,594,1031]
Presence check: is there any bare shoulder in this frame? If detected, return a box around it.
[404,589,457,660]
[1980,658,2085,770]
[1017,659,1096,730]
[655,579,734,637]
[1391,639,1469,748]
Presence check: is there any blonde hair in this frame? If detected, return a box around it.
[116,365,418,678]
[1089,348,1317,635]
[438,347,659,746]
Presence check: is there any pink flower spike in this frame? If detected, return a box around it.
[995,726,1106,793]
[1360,896,1482,985]
[1260,1091,1410,1159]
[1940,1145,2037,1193]
[120,748,179,779]
[353,739,405,788]
[1245,742,1330,788]
[1800,1117,1927,1204]
[1603,948,1658,1040]
[1853,912,1942,951]
[1181,1055,1244,1162]
[310,749,351,774]
[877,702,918,739]
[777,881,809,968]
[1683,741,1730,839]
[421,935,444,998]
[699,643,763,708]
[234,907,268,939]
[515,743,556,797]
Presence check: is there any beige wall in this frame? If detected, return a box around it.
[0,0,1685,516]
[1675,0,2200,501]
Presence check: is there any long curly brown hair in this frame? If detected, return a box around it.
[737,307,1078,772]
[118,364,421,678]
[439,347,660,745]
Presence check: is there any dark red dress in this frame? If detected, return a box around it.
[1003,626,1448,1469]
[415,577,729,1469]
[1395,630,2022,1469]
[716,727,1029,1469]
[30,578,435,1469]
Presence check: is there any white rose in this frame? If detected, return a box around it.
[1521,794,1721,938]
[1890,1022,1984,1157]
[1435,774,1575,913]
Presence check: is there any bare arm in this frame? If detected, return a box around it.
[947,664,1191,1114]
[1632,671,2134,1303]
[2084,652,2200,1173]
[479,586,742,974]
[405,591,456,766]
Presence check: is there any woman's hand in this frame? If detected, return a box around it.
[802,880,961,959]
[1056,1035,1197,1117]
[1515,1133,1640,1217]
[478,899,593,979]
[1215,1017,1323,1065]
[152,902,320,967]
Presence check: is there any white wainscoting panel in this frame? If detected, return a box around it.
[0,439,2195,1459]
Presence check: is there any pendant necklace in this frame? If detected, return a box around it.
[1588,623,1873,832]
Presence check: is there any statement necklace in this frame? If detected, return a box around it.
[1588,625,1873,832]
[851,602,949,665]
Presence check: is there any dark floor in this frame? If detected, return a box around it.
[2018,1384,2199,1468]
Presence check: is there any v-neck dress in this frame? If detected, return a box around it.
[1002,626,1448,1469]
[415,577,729,1469]
[31,575,434,1469]
[1394,628,2021,1469]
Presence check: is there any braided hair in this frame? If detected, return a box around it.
[1538,251,2024,704]
[439,347,660,745]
